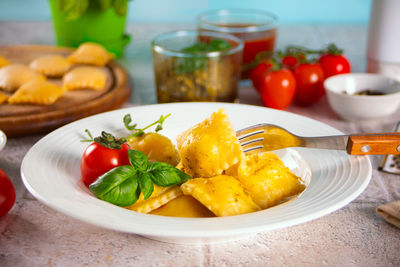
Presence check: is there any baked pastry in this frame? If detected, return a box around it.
[0,56,9,68]
[62,66,107,91]
[0,91,9,104]
[68,42,113,66]
[8,80,65,105]
[29,54,71,77]
[0,64,45,92]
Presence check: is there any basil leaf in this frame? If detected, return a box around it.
[138,172,154,200]
[208,39,232,51]
[89,165,139,207]
[148,162,185,186]
[96,0,112,10]
[128,150,148,171]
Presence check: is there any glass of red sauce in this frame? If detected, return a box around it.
[198,9,278,78]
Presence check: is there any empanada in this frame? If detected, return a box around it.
[68,42,113,66]
[62,66,107,91]
[125,185,182,213]
[181,175,261,217]
[0,56,9,68]
[230,152,305,209]
[30,54,71,77]
[176,108,244,178]
[8,80,65,105]
[0,64,45,92]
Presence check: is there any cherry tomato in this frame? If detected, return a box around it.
[81,142,130,187]
[259,68,296,110]
[250,61,270,92]
[0,169,16,217]
[294,63,325,106]
[282,55,298,70]
[318,54,351,78]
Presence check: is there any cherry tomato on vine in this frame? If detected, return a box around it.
[318,54,351,78]
[282,55,299,70]
[294,63,325,106]
[0,169,16,217]
[250,61,270,92]
[81,142,130,187]
[259,68,296,110]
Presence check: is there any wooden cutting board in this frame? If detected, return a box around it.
[0,45,132,137]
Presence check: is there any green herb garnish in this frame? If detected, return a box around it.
[123,113,171,138]
[176,39,232,74]
[89,150,191,206]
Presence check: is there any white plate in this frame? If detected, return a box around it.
[0,129,6,151]
[21,103,371,244]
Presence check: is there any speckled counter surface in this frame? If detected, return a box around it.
[0,22,399,266]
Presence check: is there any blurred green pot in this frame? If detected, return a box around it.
[49,0,131,57]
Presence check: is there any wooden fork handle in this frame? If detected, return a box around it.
[346,133,400,155]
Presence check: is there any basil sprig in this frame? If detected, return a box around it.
[89,150,191,207]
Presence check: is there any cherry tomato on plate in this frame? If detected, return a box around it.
[294,63,325,106]
[318,54,351,78]
[0,169,16,217]
[81,142,130,187]
[259,68,296,110]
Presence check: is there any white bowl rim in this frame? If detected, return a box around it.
[324,73,400,99]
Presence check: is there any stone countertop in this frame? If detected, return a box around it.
[0,22,399,266]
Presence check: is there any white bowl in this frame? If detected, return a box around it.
[0,130,6,151]
[324,73,400,121]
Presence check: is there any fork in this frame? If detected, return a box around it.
[236,124,400,155]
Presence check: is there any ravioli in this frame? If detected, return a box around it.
[176,108,244,178]
[68,42,113,66]
[62,66,107,91]
[0,56,9,68]
[125,185,182,213]
[30,54,71,77]
[0,91,9,104]
[128,133,180,166]
[0,64,46,92]
[180,175,261,217]
[8,80,65,105]
[230,152,305,209]
[150,195,215,217]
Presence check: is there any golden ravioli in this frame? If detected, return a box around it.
[63,66,107,91]
[128,133,180,166]
[176,108,244,178]
[0,56,9,68]
[0,91,9,104]
[125,185,182,213]
[30,54,71,77]
[8,80,65,105]
[231,152,305,209]
[68,42,113,66]
[0,64,45,92]
[150,195,215,217]
[181,175,261,217]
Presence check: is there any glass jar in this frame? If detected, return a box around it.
[152,30,243,103]
[198,9,278,78]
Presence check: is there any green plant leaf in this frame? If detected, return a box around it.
[123,114,137,131]
[65,0,89,21]
[57,0,76,11]
[96,0,112,10]
[128,150,148,171]
[138,172,154,200]
[148,162,185,186]
[89,165,139,207]
[113,0,128,16]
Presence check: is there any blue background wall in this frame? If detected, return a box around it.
[0,0,372,24]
